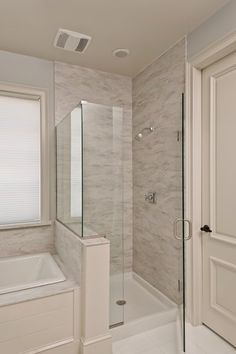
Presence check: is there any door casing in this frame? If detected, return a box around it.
[185,30,236,326]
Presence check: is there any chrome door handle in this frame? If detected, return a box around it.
[174,218,192,240]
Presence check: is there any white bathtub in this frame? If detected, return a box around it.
[0,253,66,295]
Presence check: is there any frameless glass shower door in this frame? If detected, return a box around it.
[169,93,188,352]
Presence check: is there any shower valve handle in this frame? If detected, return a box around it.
[144,192,156,204]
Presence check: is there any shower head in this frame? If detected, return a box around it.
[135,126,155,141]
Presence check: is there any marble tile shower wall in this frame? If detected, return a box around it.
[132,39,186,304]
[56,114,72,224]
[54,62,133,274]
[0,226,55,258]
[82,103,124,274]
[55,221,81,284]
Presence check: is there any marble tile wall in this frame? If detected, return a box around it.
[132,39,186,304]
[82,103,124,275]
[0,225,55,258]
[55,62,133,274]
[56,113,73,224]
[55,221,81,284]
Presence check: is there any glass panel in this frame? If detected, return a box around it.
[56,105,83,236]
[181,93,186,352]
[168,93,186,352]
[174,93,186,352]
[81,102,124,327]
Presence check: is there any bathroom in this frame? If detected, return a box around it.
[0,1,236,353]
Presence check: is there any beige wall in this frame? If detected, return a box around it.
[132,39,186,304]
[188,0,236,60]
[54,62,133,274]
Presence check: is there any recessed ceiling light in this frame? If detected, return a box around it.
[113,48,130,58]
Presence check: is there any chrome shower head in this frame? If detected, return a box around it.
[135,132,143,141]
[135,126,155,141]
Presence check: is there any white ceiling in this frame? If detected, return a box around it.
[0,0,229,77]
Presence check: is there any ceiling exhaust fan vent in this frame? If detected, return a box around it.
[54,29,91,53]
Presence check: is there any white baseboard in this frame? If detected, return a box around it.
[37,341,80,354]
[80,334,112,354]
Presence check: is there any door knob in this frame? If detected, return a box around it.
[200,225,212,233]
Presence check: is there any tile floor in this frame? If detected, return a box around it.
[112,322,236,354]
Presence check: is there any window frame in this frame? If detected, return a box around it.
[0,83,51,229]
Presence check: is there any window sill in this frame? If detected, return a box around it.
[0,221,52,231]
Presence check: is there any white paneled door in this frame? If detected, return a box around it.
[202,52,236,347]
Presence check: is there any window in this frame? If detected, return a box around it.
[0,87,49,227]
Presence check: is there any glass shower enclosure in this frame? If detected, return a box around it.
[56,97,187,350]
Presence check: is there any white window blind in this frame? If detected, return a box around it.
[0,93,41,225]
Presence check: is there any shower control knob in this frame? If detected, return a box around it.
[200,225,212,233]
[144,192,156,204]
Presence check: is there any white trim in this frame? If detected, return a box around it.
[185,62,193,322]
[0,82,51,228]
[0,221,52,231]
[24,338,75,353]
[185,64,203,326]
[40,88,50,225]
[81,333,112,346]
[186,31,236,325]
[189,29,236,69]
[80,334,112,354]
[80,240,112,354]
